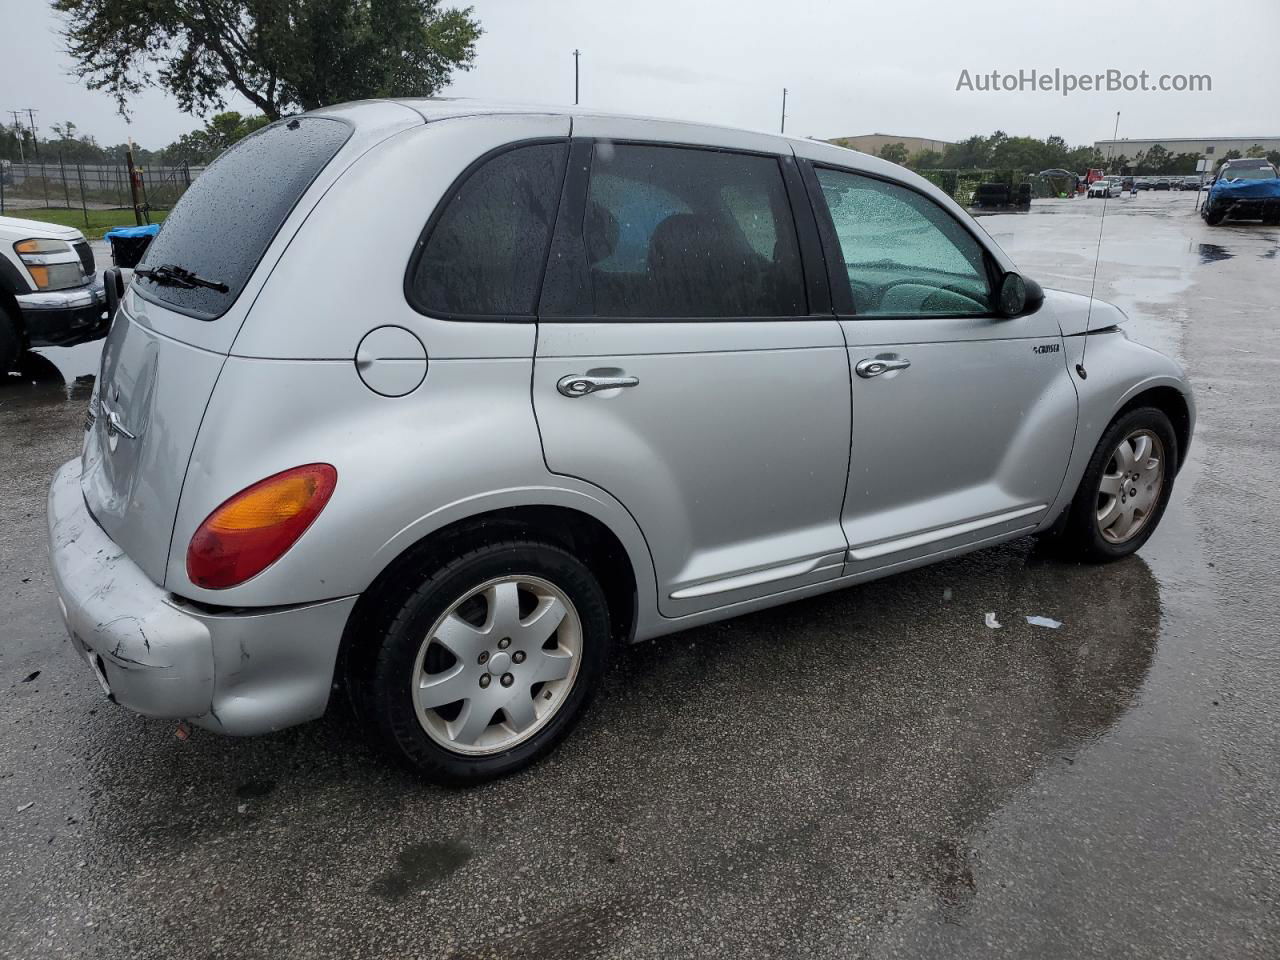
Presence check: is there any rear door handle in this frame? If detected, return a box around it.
[557,374,640,397]
[855,357,911,379]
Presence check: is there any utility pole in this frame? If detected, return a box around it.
[8,111,25,162]
[780,88,787,135]
[24,108,39,160]
[573,49,580,105]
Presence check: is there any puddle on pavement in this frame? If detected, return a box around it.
[1197,243,1234,264]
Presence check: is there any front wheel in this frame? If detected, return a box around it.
[0,303,19,376]
[350,540,611,785]
[1053,407,1178,562]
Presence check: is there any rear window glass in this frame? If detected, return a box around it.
[134,117,350,319]
[408,142,568,317]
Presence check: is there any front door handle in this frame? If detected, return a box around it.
[855,357,911,379]
[557,374,640,397]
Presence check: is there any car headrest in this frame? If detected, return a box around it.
[646,213,723,274]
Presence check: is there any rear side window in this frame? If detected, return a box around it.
[135,117,350,319]
[580,144,806,319]
[408,142,568,317]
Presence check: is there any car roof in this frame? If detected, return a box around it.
[318,96,846,159]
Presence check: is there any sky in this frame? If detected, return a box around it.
[3,0,1277,151]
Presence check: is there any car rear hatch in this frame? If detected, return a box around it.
[78,105,420,587]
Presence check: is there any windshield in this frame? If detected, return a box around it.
[134,116,350,319]
[1220,164,1277,180]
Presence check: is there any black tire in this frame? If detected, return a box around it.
[1054,407,1178,563]
[0,302,19,376]
[349,540,611,785]
[1203,209,1225,226]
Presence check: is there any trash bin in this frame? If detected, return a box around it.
[104,223,160,268]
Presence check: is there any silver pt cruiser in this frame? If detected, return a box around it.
[47,100,1193,783]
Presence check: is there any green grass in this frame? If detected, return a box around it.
[2,207,167,240]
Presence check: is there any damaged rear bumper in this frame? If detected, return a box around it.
[46,459,357,735]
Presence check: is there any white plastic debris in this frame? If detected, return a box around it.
[943,588,953,601]
[17,801,34,812]
[237,804,248,814]
[984,612,1002,629]
[1025,616,1063,629]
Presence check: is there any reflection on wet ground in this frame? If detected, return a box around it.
[1197,242,1233,264]
[3,189,1280,959]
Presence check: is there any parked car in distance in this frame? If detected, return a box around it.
[1136,178,1152,190]
[0,215,108,373]
[1088,179,1118,198]
[1202,158,1280,225]
[1180,176,1201,191]
[1154,178,1172,191]
[46,101,1196,784]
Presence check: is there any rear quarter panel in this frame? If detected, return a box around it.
[167,354,658,609]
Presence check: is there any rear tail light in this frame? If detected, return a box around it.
[186,464,337,589]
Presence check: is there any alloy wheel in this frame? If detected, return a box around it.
[1097,429,1165,544]
[411,575,583,756]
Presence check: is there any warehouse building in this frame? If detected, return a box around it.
[1095,136,1280,159]
[829,133,954,157]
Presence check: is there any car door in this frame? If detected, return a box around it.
[532,125,851,618]
[801,161,1077,574]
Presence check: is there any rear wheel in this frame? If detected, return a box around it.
[1053,407,1178,562]
[350,540,611,784]
[1203,209,1225,226]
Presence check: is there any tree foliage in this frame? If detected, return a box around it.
[877,142,909,165]
[159,111,270,163]
[52,0,483,120]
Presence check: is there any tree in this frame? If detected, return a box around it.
[911,149,944,170]
[878,142,909,165]
[1217,149,1243,170]
[161,111,270,164]
[53,0,483,120]
[1268,150,1280,168]
[1142,144,1171,174]
[1245,144,1266,159]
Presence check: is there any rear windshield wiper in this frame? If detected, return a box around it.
[135,263,229,293]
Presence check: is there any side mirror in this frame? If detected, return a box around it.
[997,271,1043,317]
[103,267,125,319]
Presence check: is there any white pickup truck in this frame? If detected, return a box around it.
[0,214,107,373]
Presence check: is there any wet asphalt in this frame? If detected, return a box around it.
[2,191,1278,958]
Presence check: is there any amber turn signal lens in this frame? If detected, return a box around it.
[187,464,337,589]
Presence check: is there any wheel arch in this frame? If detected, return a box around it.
[337,502,643,691]
[1115,384,1193,471]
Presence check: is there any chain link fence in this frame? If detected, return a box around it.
[915,169,1077,205]
[0,156,204,235]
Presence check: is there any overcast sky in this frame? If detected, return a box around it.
[4,0,1277,150]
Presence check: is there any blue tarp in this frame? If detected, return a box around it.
[1208,177,1280,201]
[103,224,161,240]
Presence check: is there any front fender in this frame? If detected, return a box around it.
[1042,329,1194,526]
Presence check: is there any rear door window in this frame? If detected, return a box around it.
[135,117,351,319]
[578,144,806,319]
[408,141,568,318]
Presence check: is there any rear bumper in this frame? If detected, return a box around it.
[17,277,110,347]
[47,459,357,735]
